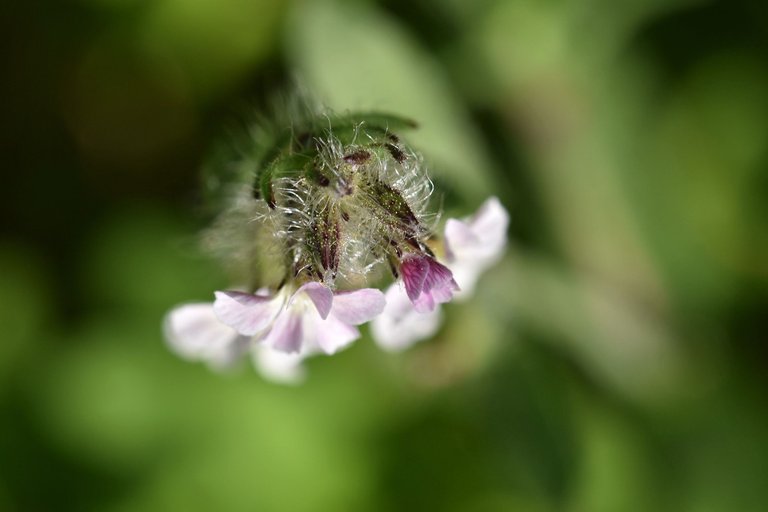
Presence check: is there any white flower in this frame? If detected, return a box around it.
[371,197,509,351]
[251,347,308,384]
[164,282,385,383]
[164,301,306,384]
[213,282,385,354]
[371,283,442,352]
[444,196,510,298]
[164,303,250,370]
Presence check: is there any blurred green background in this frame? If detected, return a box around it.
[2,0,767,510]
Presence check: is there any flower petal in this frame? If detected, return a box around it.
[371,285,442,352]
[330,288,386,325]
[315,314,360,354]
[444,218,479,259]
[296,282,334,319]
[412,291,436,313]
[471,196,510,243]
[423,259,459,297]
[252,346,307,384]
[408,258,459,312]
[261,309,304,353]
[447,263,485,299]
[443,197,509,298]
[400,255,429,302]
[445,196,509,263]
[163,303,249,368]
[213,290,282,336]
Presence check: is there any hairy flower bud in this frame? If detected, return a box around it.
[207,103,437,291]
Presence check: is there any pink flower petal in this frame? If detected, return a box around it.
[412,293,435,313]
[330,288,386,325]
[296,282,334,319]
[445,196,509,263]
[447,262,484,299]
[213,290,281,336]
[315,314,360,354]
[261,309,304,353]
[423,259,459,297]
[371,285,442,352]
[444,219,479,260]
[400,255,429,302]
[163,303,249,369]
[472,196,510,239]
[400,256,459,312]
[443,197,509,298]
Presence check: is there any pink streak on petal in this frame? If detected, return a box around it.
[430,283,456,304]
[213,290,280,336]
[423,259,458,293]
[315,314,360,354]
[400,255,429,302]
[262,310,304,353]
[420,258,459,311]
[400,255,459,312]
[331,288,386,325]
[296,282,334,319]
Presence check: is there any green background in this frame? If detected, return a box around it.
[2,0,767,510]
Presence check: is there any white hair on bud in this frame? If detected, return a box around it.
[202,98,442,292]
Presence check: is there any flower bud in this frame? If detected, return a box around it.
[207,105,438,292]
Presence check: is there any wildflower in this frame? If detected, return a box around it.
[444,196,510,298]
[164,283,385,382]
[164,302,306,383]
[213,282,385,355]
[252,348,308,384]
[371,283,442,352]
[164,303,250,370]
[164,99,504,381]
[371,197,509,351]
[399,254,459,313]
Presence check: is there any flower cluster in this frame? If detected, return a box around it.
[165,108,508,383]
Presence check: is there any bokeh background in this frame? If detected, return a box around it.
[2,0,768,510]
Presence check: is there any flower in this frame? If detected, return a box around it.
[214,282,386,355]
[165,100,508,381]
[444,196,509,297]
[164,303,250,370]
[371,197,509,351]
[164,282,385,383]
[164,302,307,383]
[252,346,308,384]
[371,283,442,352]
[399,254,459,313]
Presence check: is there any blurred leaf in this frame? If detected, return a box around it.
[568,397,659,512]
[0,244,49,393]
[33,318,176,469]
[636,54,768,310]
[500,250,686,407]
[64,39,199,175]
[139,0,286,100]
[81,205,224,313]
